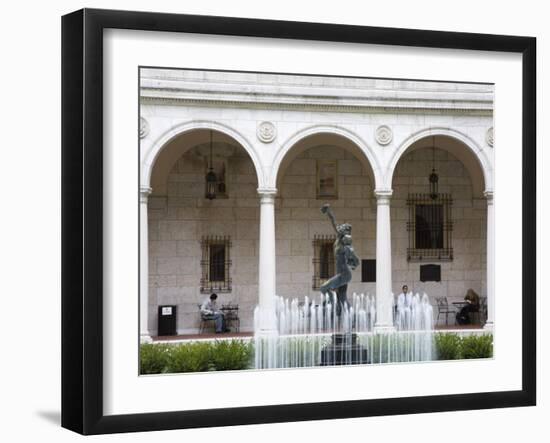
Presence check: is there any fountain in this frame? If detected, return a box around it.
[253,204,436,370]
[273,292,376,335]
[253,290,434,369]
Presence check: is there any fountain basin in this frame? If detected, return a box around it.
[320,333,368,366]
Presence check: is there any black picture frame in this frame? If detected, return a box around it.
[61,8,536,435]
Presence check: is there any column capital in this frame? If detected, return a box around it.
[374,189,393,204]
[484,190,494,203]
[140,186,152,204]
[257,187,277,196]
[257,187,277,204]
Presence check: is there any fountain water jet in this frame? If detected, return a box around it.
[253,205,435,369]
[253,291,435,369]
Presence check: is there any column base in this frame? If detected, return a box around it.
[255,329,279,339]
[140,334,153,344]
[373,324,396,334]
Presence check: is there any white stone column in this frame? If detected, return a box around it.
[374,189,395,332]
[257,187,278,335]
[484,191,495,330]
[140,186,153,343]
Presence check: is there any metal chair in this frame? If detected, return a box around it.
[222,304,240,333]
[469,307,481,325]
[435,297,455,326]
[466,297,486,326]
[475,296,488,325]
[198,304,217,333]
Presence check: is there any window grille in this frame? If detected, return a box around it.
[312,235,336,290]
[200,235,232,293]
[406,193,453,261]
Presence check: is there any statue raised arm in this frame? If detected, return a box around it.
[321,203,338,234]
[321,203,352,237]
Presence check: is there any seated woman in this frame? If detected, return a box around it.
[456,288,480,325]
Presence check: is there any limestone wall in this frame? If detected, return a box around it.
[392,148,487,308]
[275,146,376,300]
[148,145,486,334]
[148,145,260,334]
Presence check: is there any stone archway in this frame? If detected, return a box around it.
[387,127,492,194]
[142,120,266,190]
[271,124,383,191]
[271,128,394,331]
[140,123,264,339]
[388,130,494,330]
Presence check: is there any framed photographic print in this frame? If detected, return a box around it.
[62,8,536,435]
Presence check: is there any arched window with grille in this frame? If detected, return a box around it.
[406,193,453,261]
[200,235,232,293]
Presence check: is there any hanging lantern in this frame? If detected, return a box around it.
[217,163,226,194]
[429,168,439,199]
[429,136,439,200]
[206,169,217,200]
[205,130,217,200]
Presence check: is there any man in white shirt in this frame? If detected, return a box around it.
[396,285,409,309]
[200,293,227,333]
[395,285,411,330]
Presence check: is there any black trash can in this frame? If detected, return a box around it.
[158,305,177,336]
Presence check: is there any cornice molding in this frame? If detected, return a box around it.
[140,95,493,116]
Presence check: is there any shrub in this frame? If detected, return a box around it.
[461,334,493,359]
[140,339,255,374]
[435,333,462,360]
[434,333,493,361]
[140,343,171,375]
[165,341,213,373]
[210,340,253,371]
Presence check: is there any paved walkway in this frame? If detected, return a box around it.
[153,331,253,341]
[435,323,485,330]
[152,323,485,342]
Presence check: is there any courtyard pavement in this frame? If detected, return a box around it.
[152,323,485,342]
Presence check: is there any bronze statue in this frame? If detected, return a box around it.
[320,203,360,316]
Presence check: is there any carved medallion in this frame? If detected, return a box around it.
[486,127,494,147]
[139,117,150,139]
[257,121,276,143]
[375,125,393,146]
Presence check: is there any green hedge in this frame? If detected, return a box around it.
[461,334,493,359]
[140,343,172,374]
[166,341,213,373]
[435,333,493,360]
[140,340,253,374]
[141,333,492,374]
[434,333,463,360]
[209,340,253,371]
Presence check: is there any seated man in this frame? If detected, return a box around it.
[200,293,228,333]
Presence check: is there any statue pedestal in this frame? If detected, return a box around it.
[320,333,368,366]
